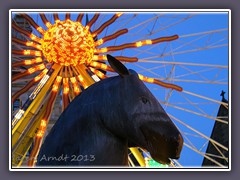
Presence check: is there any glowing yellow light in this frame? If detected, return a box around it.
[145,40,152,44]
[36,130,44,137]
[28,67,36,74]
[23,50,31,55]
[136,41,143,47]
[41,20,95,66]
[37,27,45,34]
[70,77,77,84]
[95,39,104,46]
[116,12,123,17]
[96,47,108,53]
[40,120,47,128]
[63,78,70,94]
[24,60,32,65]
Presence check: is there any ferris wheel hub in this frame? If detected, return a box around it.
[41,19,95,66]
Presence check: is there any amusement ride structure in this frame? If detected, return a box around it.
[11,11,229,168]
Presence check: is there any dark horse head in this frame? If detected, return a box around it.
[37,55,183,166]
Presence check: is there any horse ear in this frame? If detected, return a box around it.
[107,54,130,77]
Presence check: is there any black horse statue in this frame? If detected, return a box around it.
[37,55,183,166]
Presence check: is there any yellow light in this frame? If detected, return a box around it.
[41,20,95,66]
[116,13,123,17]
[24,60,32,65]
[36,130,44,137]
[95,39,104,46]
[96,47,108,53]
[40,120,47,128]
[136,41,143,47]
[56,76,63,83]
[23,50,30,55]
[52,85,59,92]
[37,27,45,34]
[28,67,36,74]
[36,57,43,63]
[63,78,69,94]
[145,40,152,44]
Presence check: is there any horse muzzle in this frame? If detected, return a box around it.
[140,120,183,164]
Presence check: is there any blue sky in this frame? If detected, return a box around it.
[12,10,229,167]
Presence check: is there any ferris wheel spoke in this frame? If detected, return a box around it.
[183,143,226,167]
[168,113,228,151]
[161,101,228,124]
[149,15,195,35]
[182,90,228,108]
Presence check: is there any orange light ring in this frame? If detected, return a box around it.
[25,57,43,66]
[76,13,84,22]
[89,61,115,72]
[12,79,35,103]
[96,34,179,53]
[33,68,48,82]
[92,13,124,37]
[12,50,42,56]
[39,13,52,28]
[53,13,59,21]
[28,88,59,166]
[62,94,70,110]
[44,92,58,119]
[95,29,128,47]
[12,22,31,37]
[138,74,183,92]
[102,28,128,43]
[92,55,138,62]
[65,13,71,20]
[86,14,100,29]
[52,76,62,92]
[12,71,29,82]
[12,57,42,67]
[76,75,88,89]
[27,136,41,166]
[154,79,183,92]
[21,14,45,35]
[152,35,179,44]
[89,67,107,79]
[12,37,42,50]
[27,64,45,74]
[12,23,42,43]
[70,77,81,95]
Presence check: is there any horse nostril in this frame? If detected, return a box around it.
[176,133,184,156]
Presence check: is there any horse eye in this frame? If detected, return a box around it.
[141,97,149,104]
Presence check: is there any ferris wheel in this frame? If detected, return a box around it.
[10,10,230,169]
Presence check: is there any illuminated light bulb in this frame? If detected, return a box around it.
[41,20,95,66]
[55,76,62,83]
[63,78,70,94]
[37,64,45,70]
[23,50,30,55]
[36,57,43,63]
[40,120,47,128]
[37,27,45,34]
[24,60,32,65]
[52,85,59,92]
[70,77,77,84]
[145,40,152,44]
[63,87,69,94]
[77,75,84,82]
[95,39,104,46]
[96,47,108,53]
[28,67,36,74]
[36,130,44,137]
[136,41,143,47]
[116,12,123,17]
[26,42,33,46]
